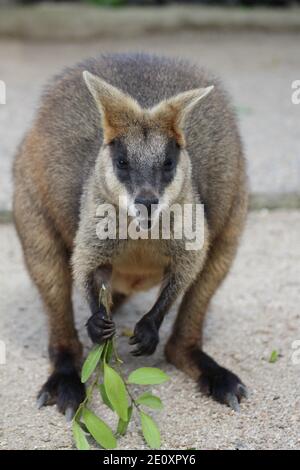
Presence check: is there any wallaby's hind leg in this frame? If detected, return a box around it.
[165,205,248,411]
[14,195,85,419]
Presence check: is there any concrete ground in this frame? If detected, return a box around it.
[1,210,300,450]
[1,31,300,211]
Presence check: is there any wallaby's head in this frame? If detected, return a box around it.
[83,71,213,221]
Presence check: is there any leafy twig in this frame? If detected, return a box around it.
[72,284,170,450]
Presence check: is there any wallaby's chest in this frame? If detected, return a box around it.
[111,241,170,295]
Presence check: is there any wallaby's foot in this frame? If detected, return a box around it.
[194,350,248,412]
[129,316,159,356]
[37,370,85,421]
[37,351,85,421]
[165,341,248,412]
[86,312,115,344]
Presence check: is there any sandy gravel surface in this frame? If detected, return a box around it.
[1,31,300,211]
[0,210,299,450]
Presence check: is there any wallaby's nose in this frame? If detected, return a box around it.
[134,195,159,213]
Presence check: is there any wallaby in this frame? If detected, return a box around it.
[13,53,248,419]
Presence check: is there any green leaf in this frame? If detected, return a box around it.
[269,350,279,363]
[82,408,117,449]
[98,383,113,411]
[140,411,161,449]
[81,344,104,383]
[117,405,133,436]
[102,340,113,363]
[136,392,163,410]
[128,367,169,385]
[72,420,90,450]
[104,363,128,421]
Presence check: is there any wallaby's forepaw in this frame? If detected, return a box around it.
[199,367,248,412]
[129,316,159,356]
[86,312,115,344]
[37,370,85,421]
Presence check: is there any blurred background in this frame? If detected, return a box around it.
[3,1,300,6]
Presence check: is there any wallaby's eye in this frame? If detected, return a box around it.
[117,158,129,170]
[164,158,174,171]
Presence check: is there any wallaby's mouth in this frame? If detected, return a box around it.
[135,203,160,231]
[131,191,160,228]
[139,213,159,231]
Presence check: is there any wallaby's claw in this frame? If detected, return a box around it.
[237,383,249,399]
[226,394,240,412]
[65,406,76,423]
[86,313,115,344]
[37,391,51,409]
[130,316,159,356]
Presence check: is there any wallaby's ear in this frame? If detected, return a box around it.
[151,86,214,146]
[83,71,142,143]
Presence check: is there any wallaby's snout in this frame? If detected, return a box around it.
[134,190,159,216]
[134,189,160,231]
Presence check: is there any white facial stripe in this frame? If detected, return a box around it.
[99,147,129,204]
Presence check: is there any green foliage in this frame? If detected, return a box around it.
[72,284,169,450]
[72,420,90,450]
[81,344,104,383]
[104,363,129,421]
[128,367,170,385]
[82,408,117,449]
[117,405,133,436]
[269,350,279,363]
[136,392,163,410]
[98,383,114,411]
[140,411,161,449]
[103,340,114,363]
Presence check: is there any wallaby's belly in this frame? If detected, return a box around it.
[111,242,170,295]
[111,268,163,295]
